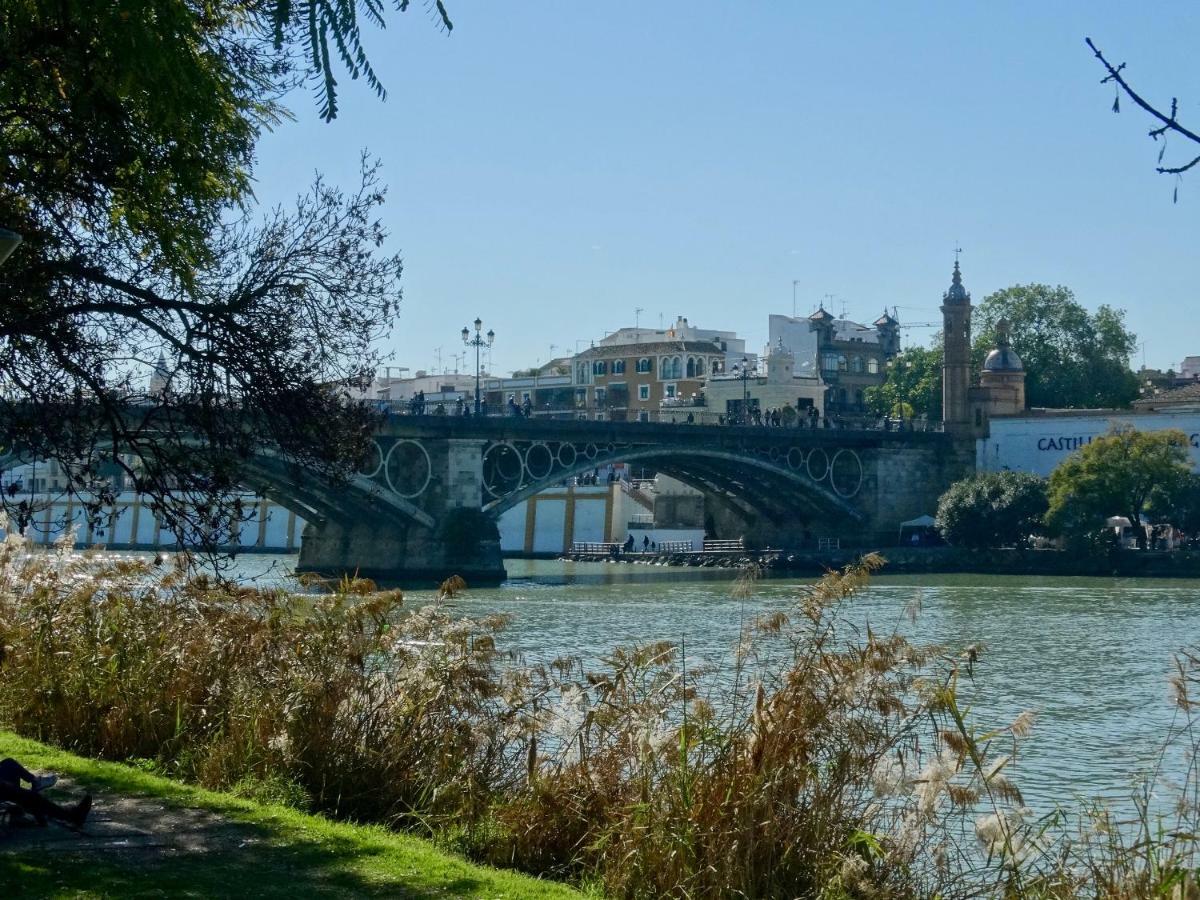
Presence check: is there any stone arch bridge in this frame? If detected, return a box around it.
[266,418,972,585]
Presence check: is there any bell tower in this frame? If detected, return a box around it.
[941,259,972,432]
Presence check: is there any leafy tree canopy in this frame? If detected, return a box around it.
[935,471,1048,550]
[973,284,1139,410]
[864,345,943,420]
[1046,427,1192,550]
[0,2,407,546]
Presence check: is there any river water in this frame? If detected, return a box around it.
[223,554,1200,817]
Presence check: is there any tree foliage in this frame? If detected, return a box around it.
[974,284,1139,410]
[864,345,943,420]
[1149,473,1200,536]
[0,2,404,546]
[1046,427,1192,550]
[935,471,1048,550]
[267,0,454,121]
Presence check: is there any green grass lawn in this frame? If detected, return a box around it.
[0,731,584,899]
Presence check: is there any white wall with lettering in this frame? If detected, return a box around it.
[977,412,1200,477]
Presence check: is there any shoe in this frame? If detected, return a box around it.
[66,794,91,829]
[32,774,57,792]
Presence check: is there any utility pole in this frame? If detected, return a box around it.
[792,280,800,318]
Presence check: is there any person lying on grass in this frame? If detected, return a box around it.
[0,757,91,828]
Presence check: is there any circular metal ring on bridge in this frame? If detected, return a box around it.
[523,442,555,481]
[767,446,783,463]
[357,439,385,479]
[583,443,599,460]
[829,449,864,498]
[555,442,577,468]
[482,442,525,498]
[806,448,830,481]
[384,439,432,499]
[786,447,805,470]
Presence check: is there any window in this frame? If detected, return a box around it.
[855,389,864,407]
[822,353,839,372]
[686,357,696,378]
[592,360,608,376]
[711,359,721,375]
[665,384,677,399]
[637,357,652,374]
[595,387,607,405]
[867,357,880,375]
[613,359,626,375]
[638,410,650,422]
[660,357,671,379]
[671,356,682,379]
[638,384,650,401]
[574,388,587,408]
[851,356,864,373]
[576,363,589,383]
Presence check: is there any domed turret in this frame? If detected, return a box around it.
[982,318,1023,372]
[976,317,1026,418]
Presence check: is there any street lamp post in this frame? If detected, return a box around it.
[461,318,494,416]
[733,356,751,424]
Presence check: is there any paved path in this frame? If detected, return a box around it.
[1,778,253,859]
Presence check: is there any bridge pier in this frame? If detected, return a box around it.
[296,509,505,587]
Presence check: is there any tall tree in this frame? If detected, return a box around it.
[0,2,403,547]
[864,345,943,420]
[974,284,1139,410]
[1046,427,1192,550]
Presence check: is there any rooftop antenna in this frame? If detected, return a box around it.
[658,312,664,329]
[433,346,443,373]
[634,307,643,338]
[549,343,557,361]
[954,242,963,264]
[792,280,800,318]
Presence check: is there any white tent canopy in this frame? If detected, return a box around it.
[899,514,937,529]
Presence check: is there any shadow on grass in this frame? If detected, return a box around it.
[0,731,575,899]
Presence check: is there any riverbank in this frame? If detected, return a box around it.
[0,731,581,899]
[530,546,1200,580]
[768,546,1200,578]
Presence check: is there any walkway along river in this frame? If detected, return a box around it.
[227,554,1200,818]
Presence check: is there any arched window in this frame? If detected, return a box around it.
[686,357,696,378]
[851,356,864,374]
[867,357,880,375]
[672,356,682,379]
[577,363,588,383]
[592,360,608,376]
[822,353,839,372]
[612,359,625,375]
[660,357,671,379]
[637,357,652,374]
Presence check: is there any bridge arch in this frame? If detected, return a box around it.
[479,445,865,525]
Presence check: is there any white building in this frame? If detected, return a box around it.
[977,410,1200,477]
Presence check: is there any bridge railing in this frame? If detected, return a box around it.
[702,538,746,554]
[376,404,945,432]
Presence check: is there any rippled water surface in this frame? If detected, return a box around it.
[231,554,1200,814]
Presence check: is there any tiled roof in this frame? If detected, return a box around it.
[575,340,727,358]
[1132,380,1200,407]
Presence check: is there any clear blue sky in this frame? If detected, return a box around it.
[252,1,1200,376]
